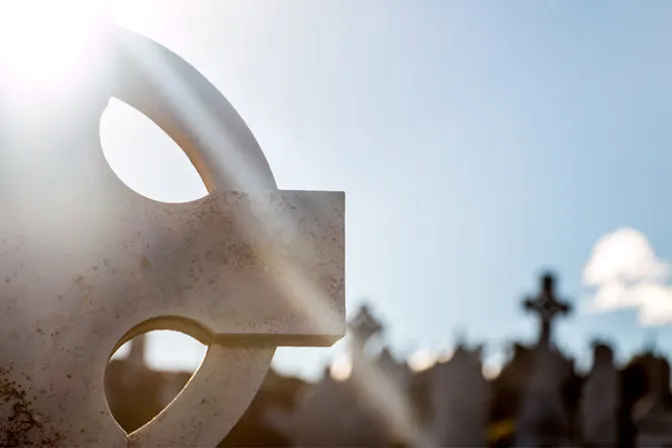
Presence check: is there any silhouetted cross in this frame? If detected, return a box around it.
[523,272,571,347]
[348,304,383,345]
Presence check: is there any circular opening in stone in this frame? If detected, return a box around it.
[105,329,206,433]
[100,98,208,203]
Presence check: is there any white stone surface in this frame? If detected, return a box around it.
[0,24,344,447]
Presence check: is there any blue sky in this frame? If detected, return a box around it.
[105,0,672,380]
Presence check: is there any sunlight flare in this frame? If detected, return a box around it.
[0,0,108,89]
[408,348,437,372]
[330,353,353,381]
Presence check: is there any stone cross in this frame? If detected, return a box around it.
[348,304,383,354]
[0,24,344,447]
[515,273,573,447]
[523,272,571,347]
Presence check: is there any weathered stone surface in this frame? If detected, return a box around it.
[0,23,344,447]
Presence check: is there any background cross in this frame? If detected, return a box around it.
[348,304,383,350]
[523,272,572,348]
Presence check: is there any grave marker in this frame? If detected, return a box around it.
[515,272,572,447]
[523,272,571,347]
[0,24,344,447]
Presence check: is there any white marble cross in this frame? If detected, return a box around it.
[0,25,344,447]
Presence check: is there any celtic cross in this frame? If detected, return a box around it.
[0,25,344,447]
[523,272,571,348]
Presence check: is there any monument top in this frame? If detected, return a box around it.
[523,272,571,348]
[0,23,345,447]
[348,304,383,345]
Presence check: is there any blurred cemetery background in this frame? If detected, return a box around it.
[105,270,672,447]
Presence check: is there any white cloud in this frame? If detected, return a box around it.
[583,228,672,326]
[584,228,670,286]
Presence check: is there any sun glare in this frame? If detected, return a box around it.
[330,354,353,382]
[407,349,437,372]
[0,0,109,90]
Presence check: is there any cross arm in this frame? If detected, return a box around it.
[523,297,536,312]
[108,190,345,347]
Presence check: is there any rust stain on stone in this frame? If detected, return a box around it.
[140,255,151,269]
[0,366,64,446]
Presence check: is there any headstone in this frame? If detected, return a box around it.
[267,306,423,447]
[618,356,649,448]
[104,336,165,434]
[426,343,489,447]
[515,272,573,447]
[221,368,308,447]
[580,342,619,447]
[633,355,672,447]
[120,333,147,390]
[352,346,419,447]
[488,343,534,445]
[0,24,344,447]
[266,371,358,447]
[267,305,385,447]
[345,307,427,446]
[376,346,412,391]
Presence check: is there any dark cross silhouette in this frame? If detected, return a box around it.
[523,272,571,348]
[348,303,383,347]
